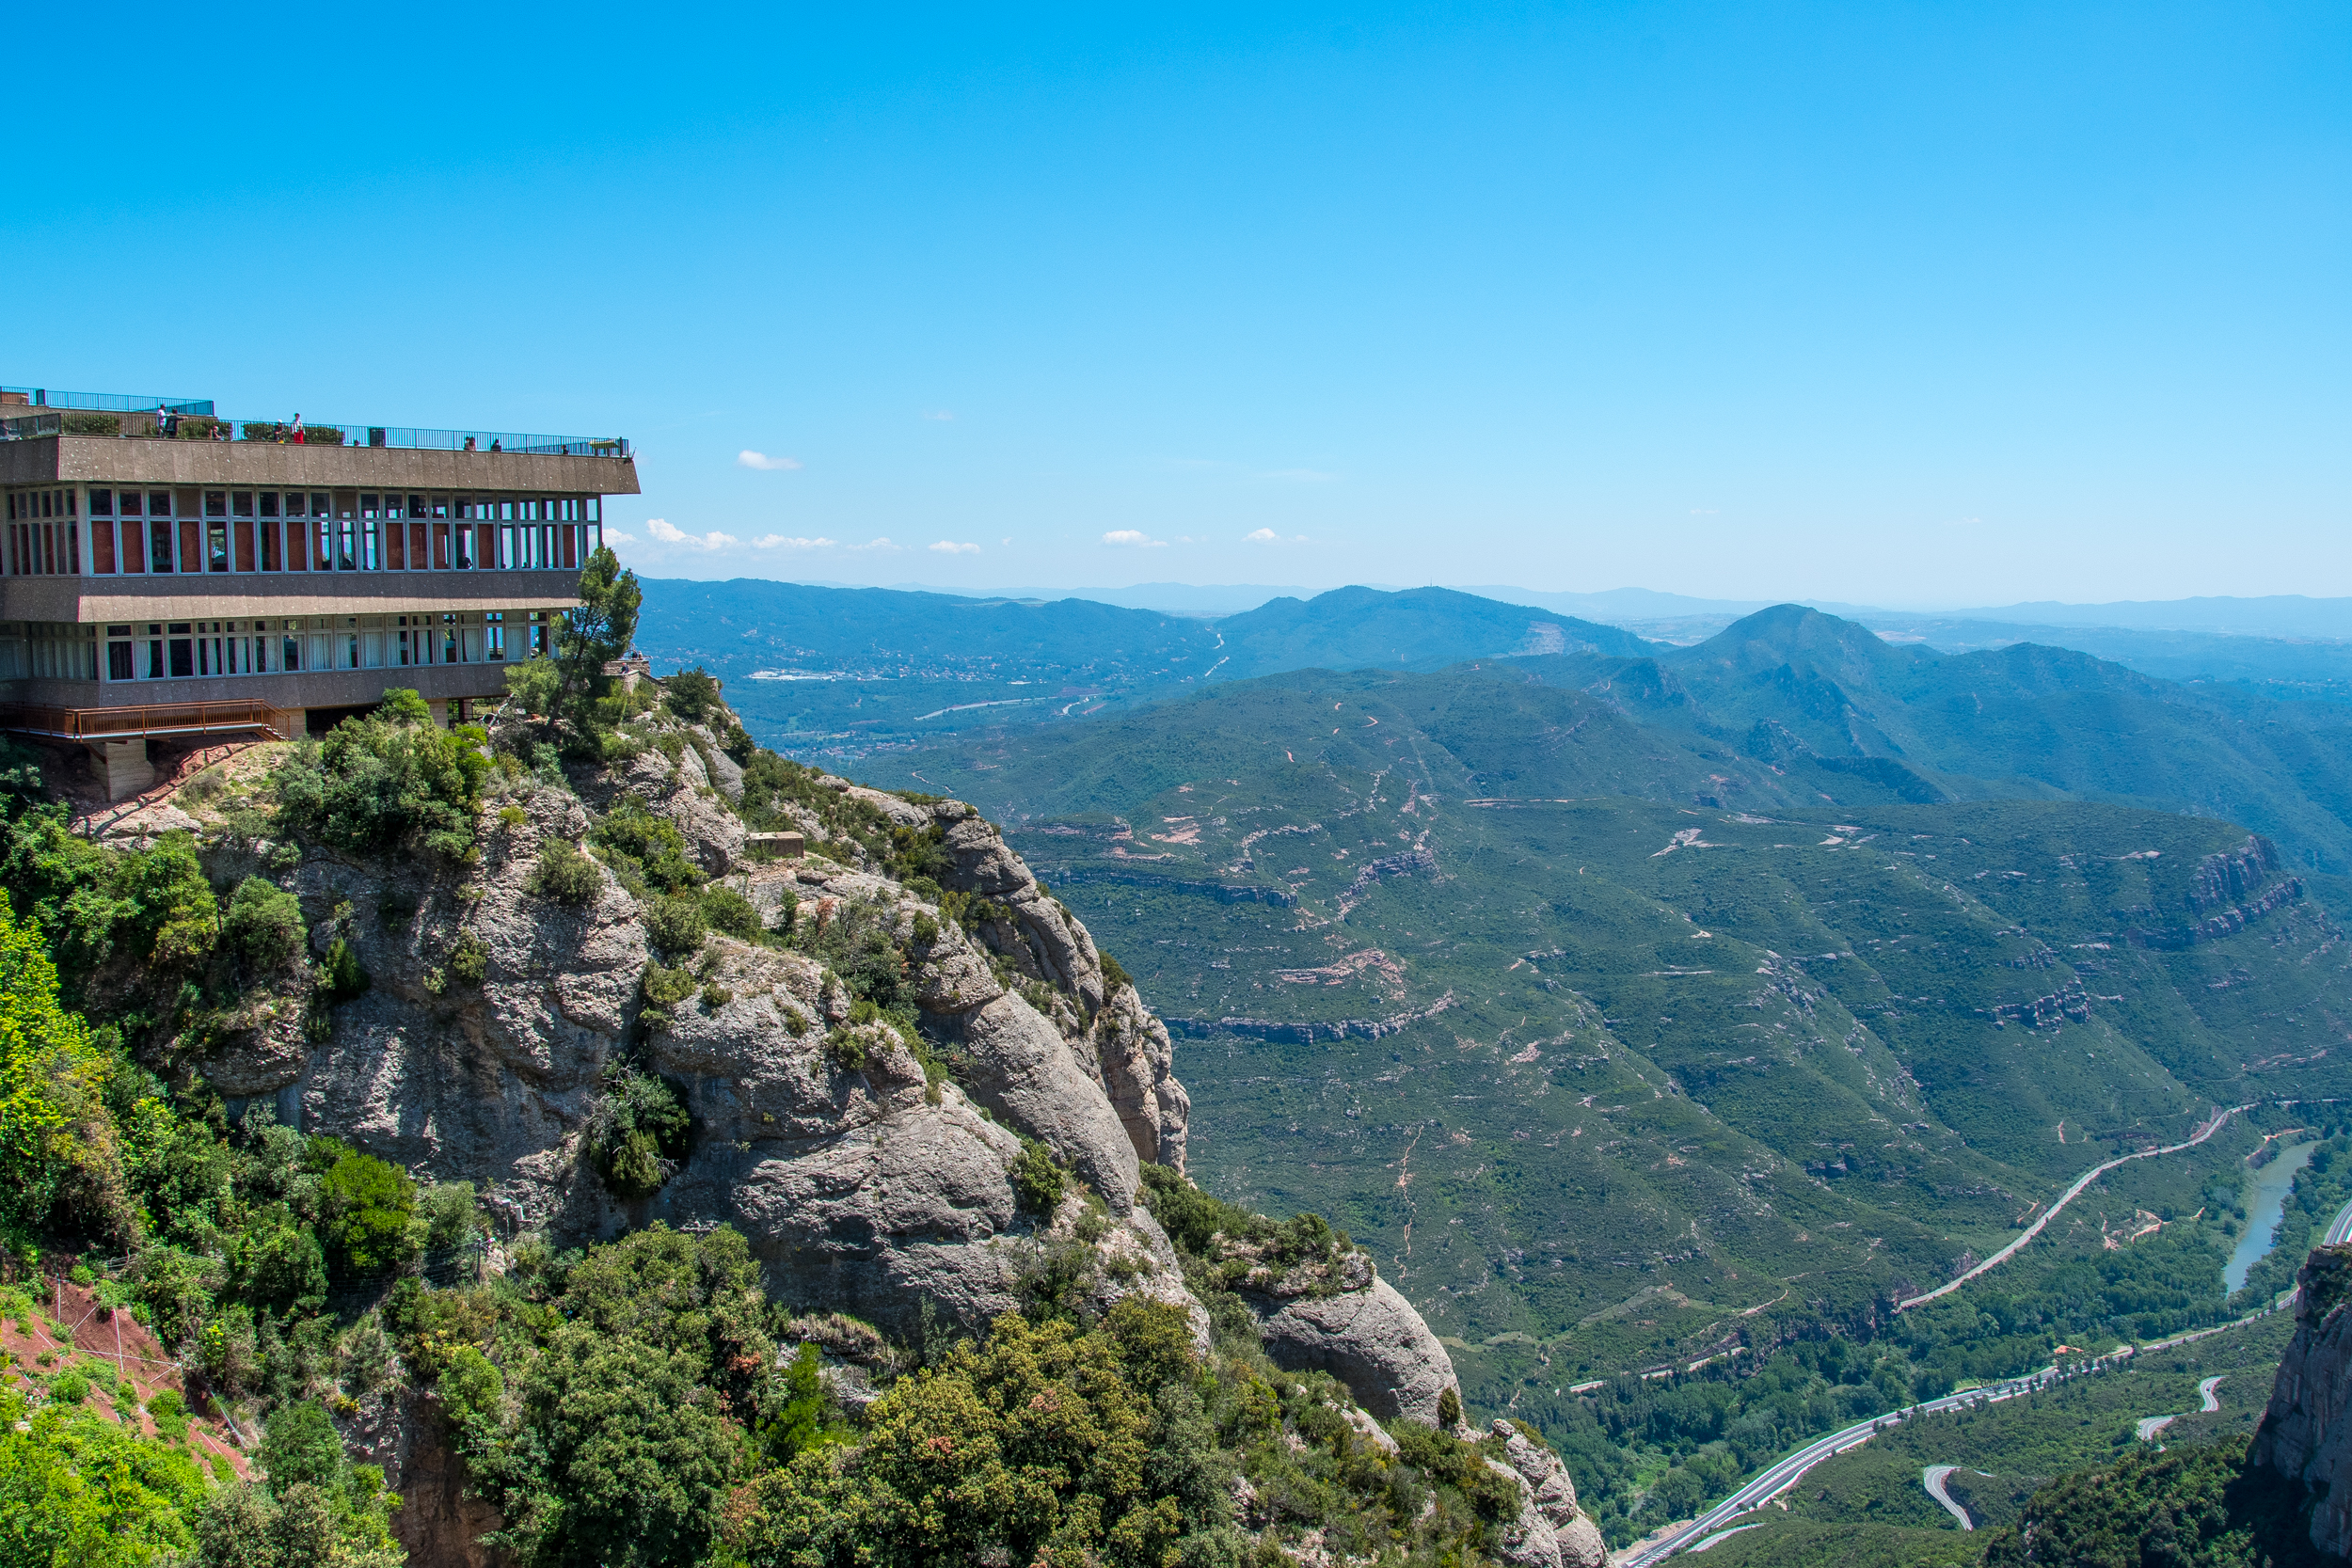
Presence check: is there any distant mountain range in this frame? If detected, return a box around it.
[634,579,2352,768]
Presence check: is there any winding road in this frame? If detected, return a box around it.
[1899,1104,2250,1311]
[1616,1365,2066,1566]
[1921,1465,1972,1529]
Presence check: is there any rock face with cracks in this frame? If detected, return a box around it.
[1486,1419,1610,1568]
[187,699,1535,1500]
[2254,1244,2352,1559]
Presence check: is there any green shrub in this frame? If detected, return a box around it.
[274,691,489,860]
[222,878,306,974]
[642,894,707,961]
[590,799,703,895]
[771,887,799,937]
[61,412,119,436]
[318,937,369,1003]
[447,930,488,987]
[419,1181,479,1253]
[641,962,697,1015]
[1010,1137,1067,1217]
[147,1387,191,1442]
[48,1369,89,1403]
[316,1146,419,1275]
[662,668,723,725]
[585,1066,690,1199]
[701,885,761,942]
[440,1343,505,1433]
[1098,949,1133,994]
[258,1400,343,1492]
[503,655,563,718]
[528,840,602,905]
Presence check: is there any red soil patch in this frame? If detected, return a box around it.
[3,1274,250,1478]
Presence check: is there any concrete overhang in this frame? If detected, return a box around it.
[0,436,640,495]
[0,571,585,623]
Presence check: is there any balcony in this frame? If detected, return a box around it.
[0,697,300,742]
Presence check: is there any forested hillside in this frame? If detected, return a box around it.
[861,615,2352,1548]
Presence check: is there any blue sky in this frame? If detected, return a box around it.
[13,4,2346,607]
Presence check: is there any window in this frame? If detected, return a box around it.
[107,639,133,682]
[485,611,505,660]
[167,628,193,678]
[453,522,473,569]
[204,491,227,519]
[208,521,230,572]
[89,489,113,516]
[233,491,254,518]
[150,519,174,575]
[259,491,279,519]
[281,632,302,672]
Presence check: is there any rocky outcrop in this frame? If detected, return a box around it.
[1254,1275,1463,1426]
[1084,985,1191,1175]
[178,689,1548,1509]
[1487,1419,1609,1568]
[339,1391,502,1568]
[2253,1244,2352,1558]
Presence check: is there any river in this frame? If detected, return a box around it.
[2225,1140,2316,1294]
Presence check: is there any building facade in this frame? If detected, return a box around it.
[0,386,639,796]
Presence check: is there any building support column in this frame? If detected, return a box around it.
[87,739,154,801]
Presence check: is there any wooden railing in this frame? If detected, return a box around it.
[0,700,301,742]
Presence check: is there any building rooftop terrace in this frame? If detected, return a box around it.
[1,386,628,459]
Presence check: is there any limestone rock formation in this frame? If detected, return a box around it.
[2253,1244,2352,1558]
[1489,1418,1610,1568]
[176,688,1589,1534]
[1254,1275,1464,1426]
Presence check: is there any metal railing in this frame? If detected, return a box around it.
[0,387,214,415]
[0,699,301,742]
[2,402,626,455]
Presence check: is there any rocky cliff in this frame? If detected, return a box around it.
[172,690,1548,1557]
[2253,1245,2352,1559]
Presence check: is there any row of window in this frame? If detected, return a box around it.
[1,611,562,683]
[0,488,605,578]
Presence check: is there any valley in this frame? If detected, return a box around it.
[831,599,2352,1550]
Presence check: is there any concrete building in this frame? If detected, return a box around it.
[0,384,637,797]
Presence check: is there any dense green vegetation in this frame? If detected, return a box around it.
[1978,1436,2319,1567]
[1699,1304,2297,1565]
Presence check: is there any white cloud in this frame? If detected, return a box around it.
[929,540,980,555]
[849,537,900,551]
[753,534,839,549]
[1243,528,1308,544]
[738,451,803,471]
[1103,530,1167,548]
[645,517,739,550]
